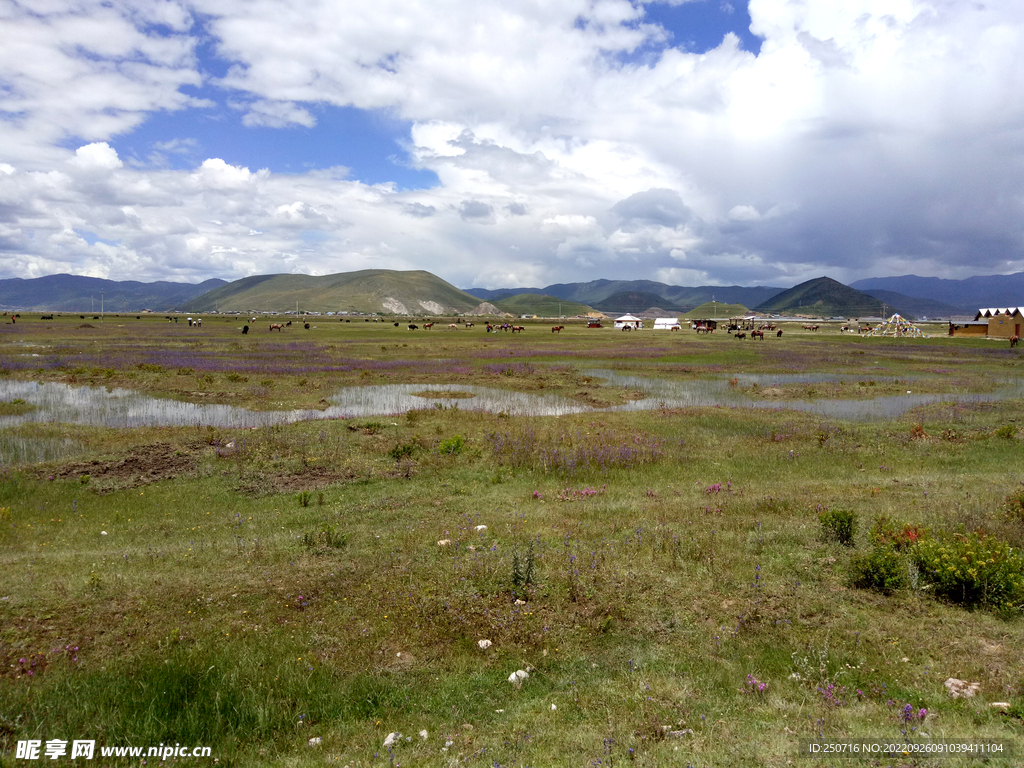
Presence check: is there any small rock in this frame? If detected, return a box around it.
[101,531,108,536]
[383,732,401,748]
[308,737,321,747]
[664,729,694,739]
[990,702,1011,711]
[467,545,476,551]
[901,657,909,663]
[477,639,492,649]
[514,598,526,606]
[550,703,557,710]
[419,729,428,740]
[475,525,487,532]
[437,539,451,546]
[508,669,529,688]
[944,678,981,698]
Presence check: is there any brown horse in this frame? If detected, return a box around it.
[551,325,564,333]
[269,323,283,331]
[1011,335,1019,348]
[512,325,525,333]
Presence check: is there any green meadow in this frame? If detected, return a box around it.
[1,315,1022,766]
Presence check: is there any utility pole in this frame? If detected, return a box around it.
[100,290,104,322]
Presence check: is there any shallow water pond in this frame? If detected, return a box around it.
[0,371,1019,433]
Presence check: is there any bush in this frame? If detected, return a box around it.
[438,434,466,455]
[851,546,906,594]
[1003,485,1024,523]
[869,515,926,551]
[994,423,1018,439]
[820,508,857,547]
[387,442,417,461]
[914,533,1024,611]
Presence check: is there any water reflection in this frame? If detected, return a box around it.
[0,371,1019,432]
[0,435,83,465]
[585,369,1024,420]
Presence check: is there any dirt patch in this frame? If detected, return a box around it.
[45,442,198,490]
[236,463,415,496]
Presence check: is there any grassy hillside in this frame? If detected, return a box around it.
[592,291,681,314]
[755,276,882,317]
[185,270,482,314]
[493,293,593,317]
[0,274,226,312]
[682,301,748,318]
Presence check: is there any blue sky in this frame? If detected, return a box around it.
[109,1,762,189]
[1,0,1022,289]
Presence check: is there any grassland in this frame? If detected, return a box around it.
[1,314,1023,767]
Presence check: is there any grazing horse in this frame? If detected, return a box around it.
[751,329,764,340]
[242,325,249,335]
[777,329,783,337]
[304,323,310,329]
[1011,335,1020,348]
[551,325,564,333]
[449,323,458,329]
[269,323,283,331]
[424,322,434,330]
[465,322,474,328]
[408,324,418,330]
[286,320,292,327]
[511,325,525,333]
[735,331,746,339]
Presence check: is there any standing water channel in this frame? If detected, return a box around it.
[0,371,1020,435]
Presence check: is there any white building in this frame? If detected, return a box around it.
[614,314,643,329]
[652,317,681,330]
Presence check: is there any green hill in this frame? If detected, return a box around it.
[682,302,748,319]
[493,293,594,317]
[754,277,883,318]
[592,291,681,314]
[184,270,482,315]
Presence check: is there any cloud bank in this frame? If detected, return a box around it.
[2,0,1024,288]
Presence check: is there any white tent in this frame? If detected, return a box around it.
[653,317,681,330]
[614,314,643,329]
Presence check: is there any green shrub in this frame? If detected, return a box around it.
[994,423,1018,439]
[850,546,906,594]
[388,442,417,461]
[438,434,466,455]
[869,515,926,551]
[914,533,1024,611]
[296,490,313,507]
[1003,485,1024,522]
[820,508,857,547]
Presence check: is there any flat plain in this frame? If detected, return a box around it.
[1,314,1023,767]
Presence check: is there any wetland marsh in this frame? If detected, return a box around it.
[1,315,1023,766]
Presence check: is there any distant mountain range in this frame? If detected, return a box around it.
[5,268,1021,318]
[850,273,1024,314]
[466,279,784,311]
[0,274,226,312]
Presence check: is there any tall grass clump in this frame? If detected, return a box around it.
[819,508,857,547]
[488,426,664,476]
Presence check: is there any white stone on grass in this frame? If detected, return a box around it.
[508,669,529,688]
[944,678,981,698]
[478,639,492,649]
[383,732,401,748]
[475,525,487,532]
[308,737,321,747]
